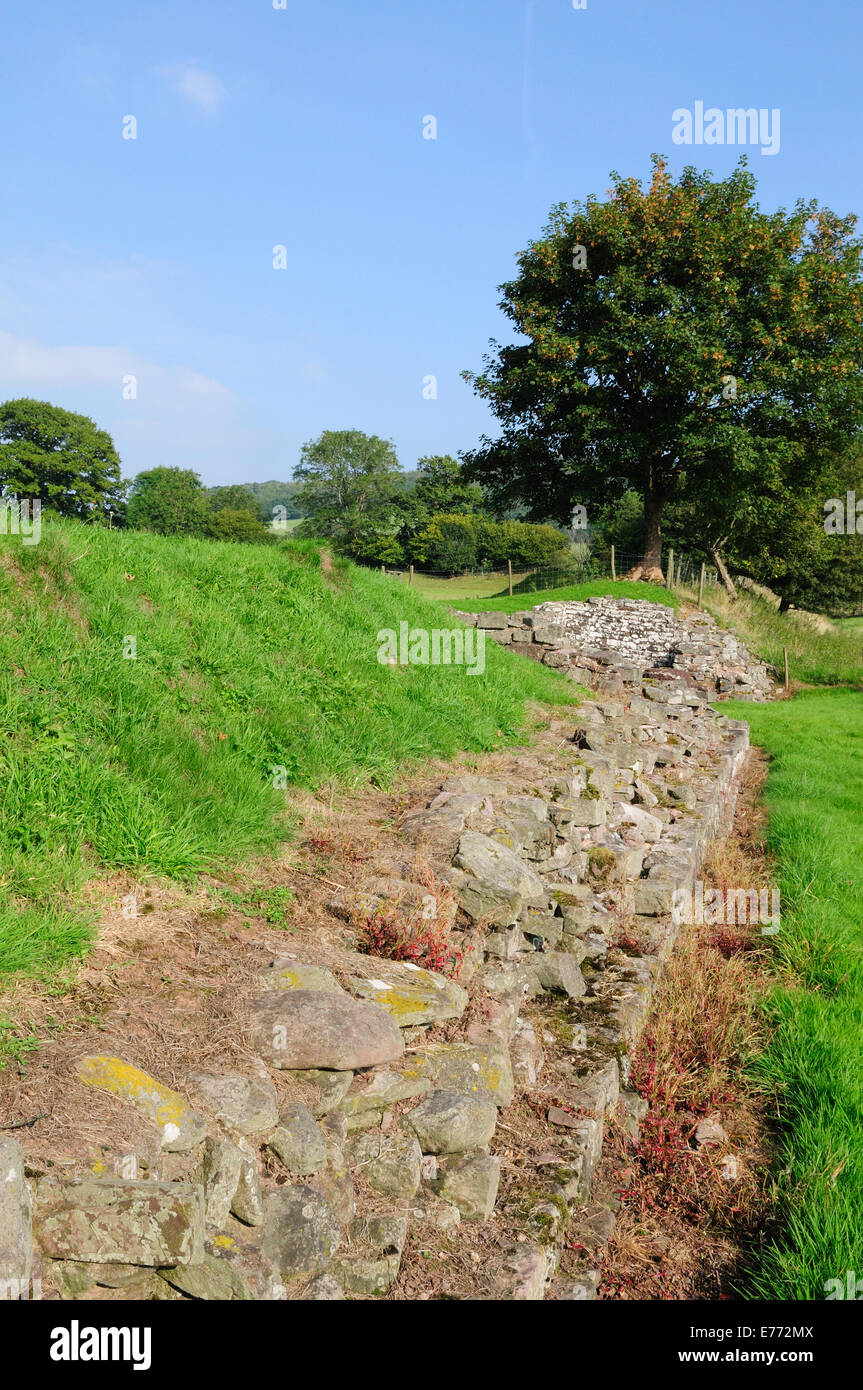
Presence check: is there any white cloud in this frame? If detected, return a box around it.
[0,331,234,416]
[159,63,227,115]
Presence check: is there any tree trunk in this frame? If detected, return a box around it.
[624,477,665,583]
[711,547,737,600]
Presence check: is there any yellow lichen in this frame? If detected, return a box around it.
[77,1055,189,1128]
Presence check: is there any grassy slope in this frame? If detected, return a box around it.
[0,518,572,980]
[725,690,863,1298]
[695,587,863,686]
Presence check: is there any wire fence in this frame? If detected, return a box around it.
[385,547,722,600]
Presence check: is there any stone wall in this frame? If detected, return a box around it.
[0,636,753,1302]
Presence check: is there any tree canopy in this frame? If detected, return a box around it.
[463,158,863,582]
[0,397,125,520]
[126,467,209,535]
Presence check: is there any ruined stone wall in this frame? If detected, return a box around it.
[0,604,753,1302]
[454,596,774,702]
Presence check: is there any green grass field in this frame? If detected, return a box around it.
[451,577,681,613]
[725,689,863,1299]
[0,518,572,982]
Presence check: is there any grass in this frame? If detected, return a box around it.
[450,577,681,613]
[689,584,863,687]
[0,516,572,983]
[723,690,863,1299]
[401,570,533,603]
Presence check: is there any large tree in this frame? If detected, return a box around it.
[294,429,406,562]
[0,397,125,520]
[463,158,863,581]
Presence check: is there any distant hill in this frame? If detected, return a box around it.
[233,472,423,522]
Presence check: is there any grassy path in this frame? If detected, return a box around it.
[725,690,863,1298]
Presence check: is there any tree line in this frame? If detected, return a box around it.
[2,157,863,612]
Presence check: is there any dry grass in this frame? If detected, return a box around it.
[599,751,779,1300]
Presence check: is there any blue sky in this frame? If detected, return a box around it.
[1,0,860,486]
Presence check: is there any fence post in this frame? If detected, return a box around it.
[611,545,616,582]
[783,646,789,689]
[409,565,414,587]
[666,547,674,590]
[507,559,513,597]
[698,562,705,609]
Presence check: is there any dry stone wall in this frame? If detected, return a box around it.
[0,607,755,1302]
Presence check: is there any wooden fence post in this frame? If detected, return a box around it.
[507,559,513,597]
[611,545,616,582]
[783,646,789,689]
[409,565,414,587]
[698,562,705,609]
[666,547,674,590]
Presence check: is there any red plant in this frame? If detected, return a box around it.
[358,905,463,978]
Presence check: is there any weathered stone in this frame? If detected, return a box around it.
[292,1069,354,1116]
[268,1104,327,1176]
[231,1148,264,1227]
[510,1019,544,1091]
[304,1272,344,1300]
[403,1090,497,1154]
[76,1056,206,1153]
[431,1152,500,1222]
[501,796,549,822]
[317,1128,356,1226]
[158,1252,252,1300]
[453,830,546,925]
[248,990,404,1070]
[0,1139,31,1290]
[532,951,587,999]
[258,958,344,994]
[348,1131,422,1199]
[399,1042,514,1108]
[631,880,677,915]
[483,924,523,959]
[261,1185,341,1281]
[338,1068,431,1117]
[464,997,518,1047]
[347,1212,408,1256]
[473,611,507,630]
[346,959,468,1027]
[609,804,663,843]
[489,1241,553,1300]
[33,1178,205,1266]
[331,1252,401,1295]
[552,797,609,827]
[192,1138,244,1227]
[474,959,542,1001]
[187,1071,278,1136]
[202,1230,285,1300]
[408,1193,461,1230]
